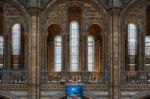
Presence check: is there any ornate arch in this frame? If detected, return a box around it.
[41,0,108,33]
[0,0,29,33]
[120,0,150,28]
[1,0,27,15]
[0,90,19,99]
[120,0,150,72]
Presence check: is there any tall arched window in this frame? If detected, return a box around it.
[87,36,94,72]
[70,21,79,72]
[128,24,137,69]
[144,36,150,66]
[12,24,21,55]
[54,36,62,72]
[145,36,150,57]
[12,23,21,69]
[0,36,3,69]
[128,24,137,56]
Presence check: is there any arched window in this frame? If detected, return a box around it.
[145,36,150,57]
[12,23,21,55]
[128,24,137,56]
[87,36,94,72]
[70,21,79,72]
[12,23,21,69]
[128,24,137,69]
[0,36,3,69]
[54,36,62,72]
[144,36,150,66]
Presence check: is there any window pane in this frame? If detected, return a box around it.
[70,21,79,72]
[54,36,62,72]
[145,36,150,57]
[0,36,3,55]
[88,36,94,72]
[0,36,3,69]
[12,24,21,55]
[128,24,137,56]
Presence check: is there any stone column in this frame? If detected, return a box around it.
[102,33,108,82]
[62,32,69,71]
[28,0,41,97]
[108,0,121,98]
[82,33,87,71]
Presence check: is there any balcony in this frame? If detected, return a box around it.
[121,71,150,84]
[41,71,108,84]
[0,69,27,84]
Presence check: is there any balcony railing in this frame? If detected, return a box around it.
[121,71,150,84]
[41,71,108,84]
[0,69,27,84]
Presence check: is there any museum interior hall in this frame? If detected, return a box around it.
[0,0,150,99]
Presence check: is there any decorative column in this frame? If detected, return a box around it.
[62,32,68,71]
[102,33,109,82]
[28,0,41,99]
[108,0,121,99]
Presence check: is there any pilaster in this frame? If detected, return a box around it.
[28,0,41,98]
[108,0,121,98]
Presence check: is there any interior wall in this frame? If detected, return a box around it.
[0,6,3,34]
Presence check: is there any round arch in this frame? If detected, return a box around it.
[48,24,62,34]
[88,24,101,35]
[0,90,19,99]
[0,0,28,33]
[47,24,62,40]
[120,0,150,27]
[0,0,27,14]
[42,0,107,16]
[119,0,150,76]
[41,0,108,33]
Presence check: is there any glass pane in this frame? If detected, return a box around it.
[0,36,3,55]
[145,36,150,57]
[12,24,21,55]
[71,64,78,71]
[88,64,93,72]
[128,24,137,56]
[70,21,79,72]
[54,36,62,72]
[71,22,78,30]
[87,36,94,72]
[145,36,150,42]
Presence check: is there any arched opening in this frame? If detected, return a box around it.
[88,24,102,72]
[87,24,103,83]
[47,24,61,73]
[69,21,79,72]
[41,0,108,85]
[11,23,25,69]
